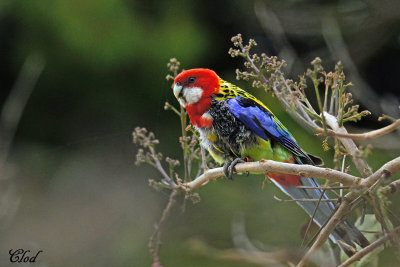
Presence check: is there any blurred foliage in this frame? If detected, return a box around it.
[16,0,209,69]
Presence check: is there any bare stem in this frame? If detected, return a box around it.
[274,196,338,203]
[296,185,350,190]
[180,106,189,180]
[148,145,177,188]
[149,190,178,267]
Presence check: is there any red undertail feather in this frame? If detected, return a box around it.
[268,158,302,187]
[268,173,302,187]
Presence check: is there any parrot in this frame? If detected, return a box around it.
[172,68,369,256]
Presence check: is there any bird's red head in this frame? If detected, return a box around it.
[173,69,220,128]
[173,68,219,107]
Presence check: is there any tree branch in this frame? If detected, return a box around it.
[324,112,373,177]
[183,160,360,191]
[338,225,400,267]
[315,119,400,140]
[361,156,400,187]
[274,196,338,203]
[149,190,178,267]
[183,156,400,192]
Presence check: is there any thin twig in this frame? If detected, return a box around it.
[369,193,391,235]
[296,185,349,190]
[301,188,327,249]
[274,196,338,203]
[341,155,346,197]
[148,145,177,188]
[149,190,178,267]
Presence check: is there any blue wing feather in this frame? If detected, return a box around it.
[227,96,311,162]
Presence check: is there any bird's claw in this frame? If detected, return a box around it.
[223,158,245,180]
[223,160,232,179]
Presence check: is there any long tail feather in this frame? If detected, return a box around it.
[270,176,369,256]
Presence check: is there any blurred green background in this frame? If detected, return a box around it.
[0,0,399,266]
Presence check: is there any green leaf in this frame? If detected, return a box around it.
[340,214,389,267]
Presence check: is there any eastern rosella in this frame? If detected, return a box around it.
[173,68,369,256]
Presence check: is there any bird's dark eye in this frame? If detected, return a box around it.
[188,77,196,84]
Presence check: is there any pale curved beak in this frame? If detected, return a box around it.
[173,83,186,107]
[173,83,183,99]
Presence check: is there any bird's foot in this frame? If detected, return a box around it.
[223,158,246,180]
[223,160,232,179]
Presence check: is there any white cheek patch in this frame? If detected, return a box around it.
[183,87,203,105]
